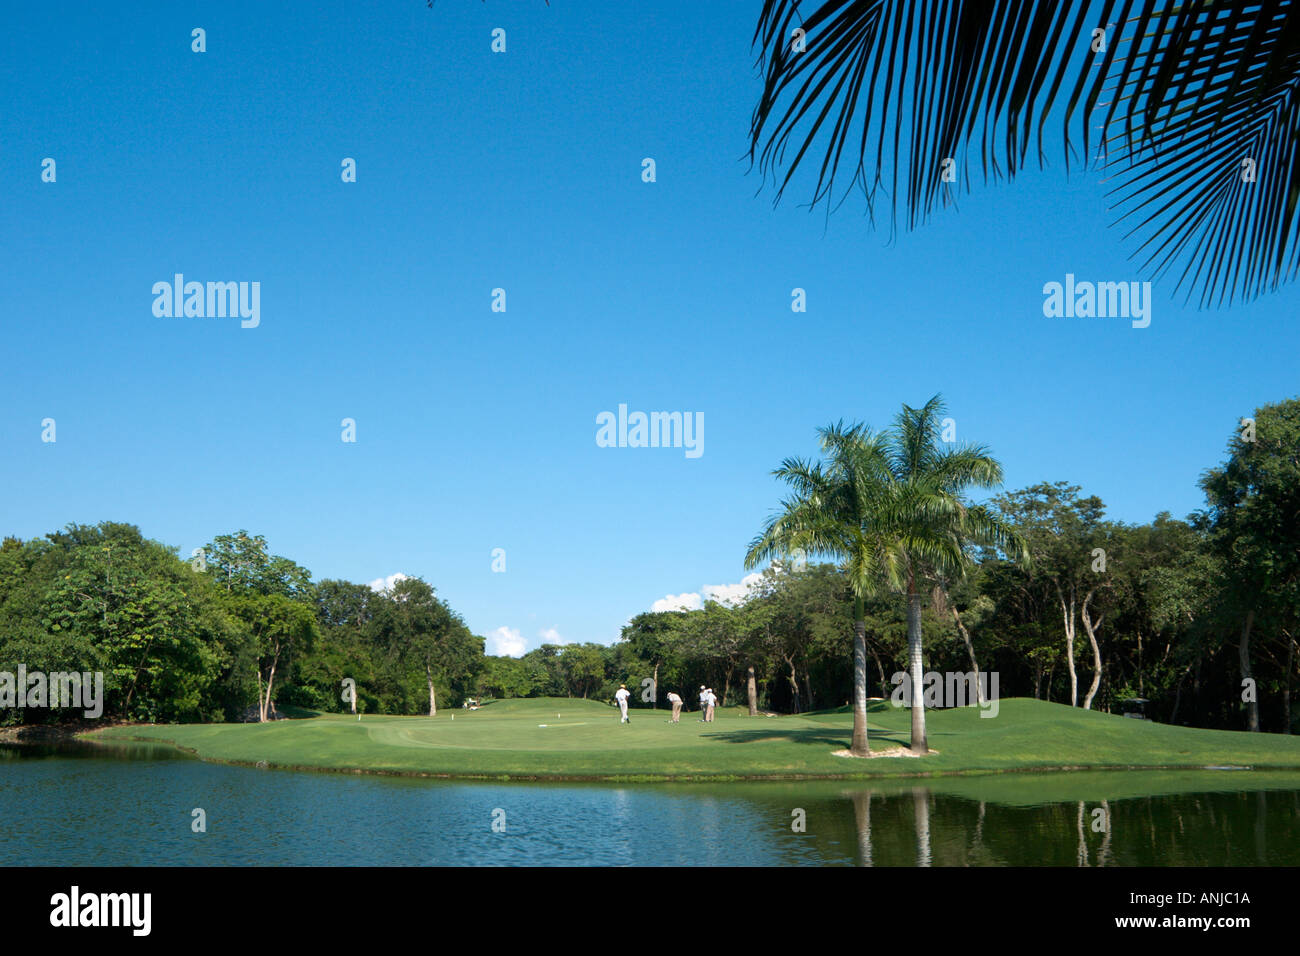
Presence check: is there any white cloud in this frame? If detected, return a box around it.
[650,573,765,614]
[368,572,410,594]
[703,572,765,606]
[651,592,703,613]
[538,627,569,646]
[487,626,527,658]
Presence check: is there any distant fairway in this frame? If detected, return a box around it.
[91,697,1300,781]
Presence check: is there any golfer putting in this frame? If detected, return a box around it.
[666,690,682,723]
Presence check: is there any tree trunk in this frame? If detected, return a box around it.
[785,656,801,715]
[1098,799,1113,867]
[1075,802,1089,867]
[746,665,758,717]
[1081,590,1103,710]
[850,791,872,866]
[851,604,870,756]
[1283,635,1294,735]
[950,603,984,705]
[869,646,886,689]
[1057,583,1078,706]
[1171,661,1193,725]
[907,589,928,754]
[913,788,931,867]
[426,663,437,717]
[1137,630,1144,698]
[652,661,660,709]
[1241,610,1259,731]
[260,661,277,724]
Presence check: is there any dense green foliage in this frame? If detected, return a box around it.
[2,398,1296,733]
[0,529,480,724]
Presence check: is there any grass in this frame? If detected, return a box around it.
[88,696,1300,782]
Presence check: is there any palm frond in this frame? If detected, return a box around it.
[750,0,1300,304]
[750,0,1106,229]
[1099,0,1300,305]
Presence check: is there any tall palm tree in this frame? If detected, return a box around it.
[883,395,1027,753]
[747,399,1025,755]
[745,422,896,756]
[749,1,1300,307]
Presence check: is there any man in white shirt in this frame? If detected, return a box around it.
[705,688,717,723]
[615,684,631,723]
[666,691,683,723]
[698,686,709,721]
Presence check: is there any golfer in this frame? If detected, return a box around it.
[666,690,683,723]
[705,688,717,723]
[615,683,631,723]
[698,685,709,721]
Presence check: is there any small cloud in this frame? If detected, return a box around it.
[703,573,764,606]
[487,626,527,657]
[652,592,703,613]
[538,627,569,646]
[650,573,764,614]
[368,572,410,594]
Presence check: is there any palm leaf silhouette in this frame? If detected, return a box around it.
[749,0,1300,306]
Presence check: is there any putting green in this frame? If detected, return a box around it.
[89,696,1300,782]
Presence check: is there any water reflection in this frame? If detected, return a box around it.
[2,742,1299,866]
[828,778,1300,866]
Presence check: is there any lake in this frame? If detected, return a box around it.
[4,740,1298,866]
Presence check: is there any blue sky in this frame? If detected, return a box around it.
[3,1,1296,653]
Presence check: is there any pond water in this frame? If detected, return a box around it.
[4,741,1298,865]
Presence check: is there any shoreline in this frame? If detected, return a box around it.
[67,728,1300,784]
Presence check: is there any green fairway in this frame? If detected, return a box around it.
[89,697,1300,781]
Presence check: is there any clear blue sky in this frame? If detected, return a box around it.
[3,1,1295,653]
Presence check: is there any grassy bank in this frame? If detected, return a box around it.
[87,696,1300,781]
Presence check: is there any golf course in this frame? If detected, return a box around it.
[89,696,1300,782]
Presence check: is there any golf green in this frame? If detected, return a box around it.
[89,696,1300,781]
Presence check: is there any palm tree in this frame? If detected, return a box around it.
[883,395,1027,753]
[747,398,1025,755]
[749,1,1299,307]
[745,422,896,756]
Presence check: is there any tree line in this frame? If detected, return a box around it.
[2,396,1295,737]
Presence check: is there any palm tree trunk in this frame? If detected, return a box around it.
[851,598,870,755]
[746,665,758,716]
[907,590,928,754]
[913,788,931,867]
[850,791,873,866]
